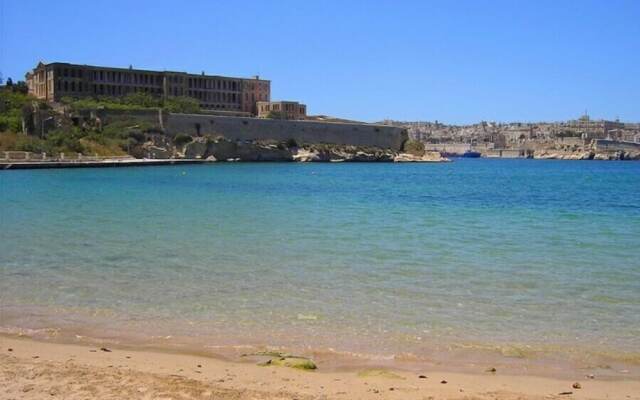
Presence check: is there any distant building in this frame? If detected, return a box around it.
[257,101,307,120]
[567,114,624,139]
[25,61,270,115]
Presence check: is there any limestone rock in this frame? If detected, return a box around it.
[235,142,292,161]
[394,151,449,162]
[143,145,172,159]
[593,153,612,160]
[292,148,322,162]
[206,140,238,161]
[184,137,208,159]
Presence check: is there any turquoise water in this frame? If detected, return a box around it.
[1,160,639,373]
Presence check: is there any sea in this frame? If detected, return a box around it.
[1,159,639,377]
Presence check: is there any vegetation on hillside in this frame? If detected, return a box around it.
[402,139,425,156]
[61,92,201,114]
[0,87,202,156]
[0,83,33,133]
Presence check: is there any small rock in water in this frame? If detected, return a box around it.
[586,374,595,379]
[267,356,317,370]
[572,382,582,389]
[418,375,427,379]
[100,347,112,352]
[486,367,497,373]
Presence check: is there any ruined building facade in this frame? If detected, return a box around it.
[257,101,307,120]
[26,62,270,115]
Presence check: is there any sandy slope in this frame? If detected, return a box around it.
[1,336,638,400]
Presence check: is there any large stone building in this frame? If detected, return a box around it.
[25,61,270,114]
[257,101,307,120]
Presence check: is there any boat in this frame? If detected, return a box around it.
[462,150,481,158]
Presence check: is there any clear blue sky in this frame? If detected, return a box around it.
[1,0,639,124]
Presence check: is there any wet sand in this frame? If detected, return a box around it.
[2,335,638,400]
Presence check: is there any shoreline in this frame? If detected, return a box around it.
[0,158,209,170]
[2,155,639,170]
[2,335,639,400]
[3,307,639,382]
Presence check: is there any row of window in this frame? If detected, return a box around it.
[188,78,239,91]
[189,90,239,103]
[247,93,268,102]
[58,80,163,96]
[58,68,163,86]
[244,82,269,91]
[54,69,269,95]
[55,81,263,107]
[259,104,306,115]
[201,104,242,110]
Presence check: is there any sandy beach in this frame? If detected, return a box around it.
[2,335,639,400]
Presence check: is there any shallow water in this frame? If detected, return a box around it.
[1,160,639,375]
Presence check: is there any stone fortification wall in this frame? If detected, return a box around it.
[164,113,407,151]
[594,139,640,152]
[423,143,471,155]
[90,109,162,128]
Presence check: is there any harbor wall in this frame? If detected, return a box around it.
[164,113,407,151]
[594,139,640,152]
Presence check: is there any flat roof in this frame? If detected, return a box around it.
[33,61,270,82]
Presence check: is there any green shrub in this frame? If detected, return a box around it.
[265,111,284,119]
[163,96,200,113]
[403,139,425,156]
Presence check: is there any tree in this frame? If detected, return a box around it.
[5,77,13,86]
[402,139,425,156]
[13,81,28,94]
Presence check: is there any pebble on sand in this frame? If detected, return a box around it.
[418,375,427,379]
[100,347,112,352]
[573,382,582,389]
[441,380,448,384]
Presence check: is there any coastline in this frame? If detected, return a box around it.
[2,314,639,382]
[3,335,639,400]
[0,158,209,170]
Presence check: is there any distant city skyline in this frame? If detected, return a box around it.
[1,0,638,124]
